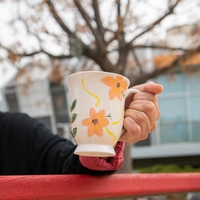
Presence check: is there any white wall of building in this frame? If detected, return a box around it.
[16,79,57,133]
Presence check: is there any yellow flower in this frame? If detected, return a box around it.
[82,107,109,137]
[101,75,128,101]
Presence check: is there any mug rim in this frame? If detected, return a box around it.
[67,70,130,84]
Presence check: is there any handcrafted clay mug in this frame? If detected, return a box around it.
[67,71,140,157]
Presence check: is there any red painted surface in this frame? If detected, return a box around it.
[0,173,200,200]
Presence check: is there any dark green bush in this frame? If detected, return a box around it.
[135,164,200,173]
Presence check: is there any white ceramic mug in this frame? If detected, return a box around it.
[67,71,140,157]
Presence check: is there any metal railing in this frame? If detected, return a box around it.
[0,173,200,200]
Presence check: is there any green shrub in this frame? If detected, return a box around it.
[135,164,200,173]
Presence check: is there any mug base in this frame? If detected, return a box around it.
[74,144,116,157]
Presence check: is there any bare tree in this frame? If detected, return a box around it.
[0,0,200,172]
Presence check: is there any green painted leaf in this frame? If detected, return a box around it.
[71,99,77,112]
[71,113,78,123]
[72,128,77,137]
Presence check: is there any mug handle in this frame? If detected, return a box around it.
[121,88,141,134]
[125,88,140,98]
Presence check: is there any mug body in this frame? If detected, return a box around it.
[67,71,130,157]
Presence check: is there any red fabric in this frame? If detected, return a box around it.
[79,142,125,171]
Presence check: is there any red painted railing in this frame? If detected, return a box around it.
[0,173,200,200]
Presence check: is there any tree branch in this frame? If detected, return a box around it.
[108,44,190,53]
[132,49,144,75]
[115,0,129,73]
[128,0,181,45]
[73,0,106,54]
[131,45,200,86]
[44,0,77,38]
[132,44,189,52]
[83,45,115,73]
[120,0,130,27]
[116,0,125,40]
[41,50,74,59]
[105,28,118,45]
[92,0,105,36]
[117,0,130,27]
[0,43,73,60]
[18,15,43,50]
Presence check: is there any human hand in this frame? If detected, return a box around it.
[119,82,163,144]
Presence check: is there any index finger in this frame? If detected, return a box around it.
[133,82,163,95]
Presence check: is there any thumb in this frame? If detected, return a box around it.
[133,82,163,94]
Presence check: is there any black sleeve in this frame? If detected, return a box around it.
[0,112,114,175]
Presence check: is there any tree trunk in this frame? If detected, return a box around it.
[116,143,132,174]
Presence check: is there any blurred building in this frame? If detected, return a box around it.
[132,23,200,168]
[1,64,72,140]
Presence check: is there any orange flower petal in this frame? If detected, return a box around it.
[82,118,92,126]
[116,75,128,91]
[93,124,103,137]
[117,91,123,101]
[109,87,119,100]
[89,107,97,118]
[99,118,109,127]
[88,126,95,137]
[97,109,106,120]
[88,125,103,137]
[101,76,116,87]
[116,75,123,82]
[120,80,128,91]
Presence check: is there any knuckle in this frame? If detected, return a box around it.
[140,133,148,140]
[143,101,155,113]
[134,124,141,136]
[129,122,141,136]
[124,109,134,117]
[130,126,141,143]
[135,111,148,125]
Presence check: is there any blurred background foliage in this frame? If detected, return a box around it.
[135,164,200,173]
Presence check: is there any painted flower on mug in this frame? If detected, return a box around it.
[101,75,128,101]
[82,107,109,137]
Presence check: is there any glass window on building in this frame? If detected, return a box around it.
[134,73,200,147]
[188,76,200,142]
[157,73,185,94]
[159,97,188,143]
[35,116,52,131]
[5,86,19,112]
[189,76,200,92]
[154,73,200,145]
[50,83,69,123]
[190,94,200,141]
